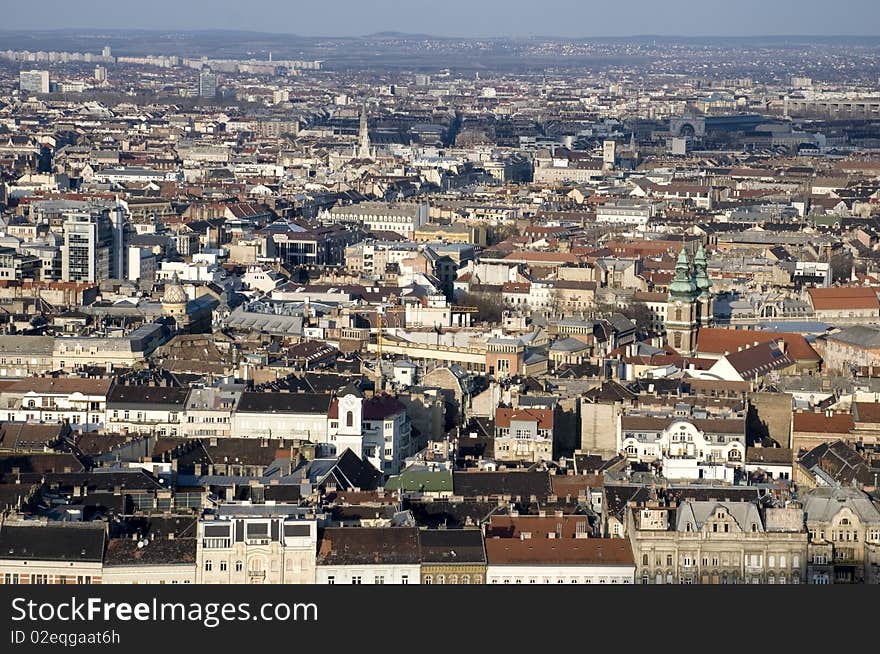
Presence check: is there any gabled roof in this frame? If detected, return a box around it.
[803,486,880,523]
[719,341,794,378]
[695,327,819,363]
[799,440,874,486]
[675,501,764,533]
[303,449,383,491]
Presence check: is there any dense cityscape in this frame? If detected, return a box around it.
[0,28,878,587]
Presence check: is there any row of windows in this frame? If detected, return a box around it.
[642,573,800,584]
[3,574,92,584]
[327,575,409,584]
[204,559,308,573]
[642,554,800,568]
[112,411,180,421]
[423,574,481,584]
[810,528,879,542]
[491,577,629,584]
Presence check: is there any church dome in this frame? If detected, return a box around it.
[162,276,188,305]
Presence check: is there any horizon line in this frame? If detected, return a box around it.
[0,28,879,40]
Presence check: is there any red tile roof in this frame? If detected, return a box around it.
[807,286,880,311]
[695,328,820,363]
[853,402,880,424]
[495,407,553,430]
[792,412,854,434]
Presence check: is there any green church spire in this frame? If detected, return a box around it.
[668,247,697,300]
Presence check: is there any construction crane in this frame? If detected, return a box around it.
[375,305,406,384]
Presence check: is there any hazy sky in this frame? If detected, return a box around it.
[3,0,880,37]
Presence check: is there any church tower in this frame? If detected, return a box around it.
[665,247,699,355]
[335,384,364,459]
[357,104,371,159]
[693,243,714,328]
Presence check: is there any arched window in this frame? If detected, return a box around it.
[346,411,354,428]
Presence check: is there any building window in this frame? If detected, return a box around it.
[351,576,362,585]
[374,576,385,585]
[327,576,335,585]
[346,411,354,427]
[204,561,212,572]
[235,561,243,572]
[401,575,409,585]
[220,561,227,572]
